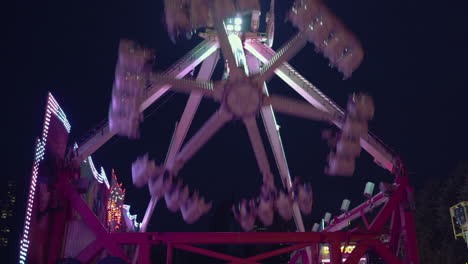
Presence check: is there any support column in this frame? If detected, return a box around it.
[400,199,420,264]
[167,243,173,264]
[389,207,402,255]
[138,244,151,264]
[330,243,342,264]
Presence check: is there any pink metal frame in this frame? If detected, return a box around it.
[57,162,418,264]
[27,95,414,264]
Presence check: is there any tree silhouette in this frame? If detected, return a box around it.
[415,161,468,264]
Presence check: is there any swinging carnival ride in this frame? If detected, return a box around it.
[19,0,420,263]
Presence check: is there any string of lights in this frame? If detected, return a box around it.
[87,156,110,189]
[107,171,125,232]
[19,93,71,264]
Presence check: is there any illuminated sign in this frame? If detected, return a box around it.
[320,244,366,263]
[322,245,356,254]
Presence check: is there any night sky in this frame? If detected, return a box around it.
[10,0,468,261]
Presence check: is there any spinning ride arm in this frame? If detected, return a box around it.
[265,0,275,48]
[246,53,294,190]
[243,116,273,183]
[245,40,396,171]
[136,51,220,244]
[165,51,220,169]
[149,74,222,100]
[246,52,311,260]
[172,108,233,174]
[266,94,334,122]
[74,40,219,165]
[256,32,308,84]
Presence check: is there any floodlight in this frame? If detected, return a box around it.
[341,199,351,212]
[234,25,242,32]
[364,182,375,198]
[234,17,242,25]
[226,24,234,31]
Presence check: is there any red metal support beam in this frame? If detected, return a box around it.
[389,206,402,255]
[301,250,309,264]
[169,242,313,264]
[138,244,151,264]
[311,244,320,264]
[173,244,260,264]
[395,166,420,264]
[110,232,380,245]
[372,242,403,264]
[56,180,415,264]
[400,198,420,264]
[288,250,301,264]
[330,242,342,264]
[324,193,388,232]
[77,240,103,263]
[344,183,407,264]
[66,181,107,237]
[65,180,128,261]
[108,231,385,264]
[360,209,370,230]
[230,243,311,263]
[369,184,406,231]
[61,176,414,264]
[166,243,173,264]
[57,165,417,264]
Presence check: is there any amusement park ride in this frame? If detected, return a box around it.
[19,0,420,263]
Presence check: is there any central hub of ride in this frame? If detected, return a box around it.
[223,78,262,118]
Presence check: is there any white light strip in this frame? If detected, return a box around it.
[87,157,103,183]
[101,167,110,189]
[87,156,110,189]
[122,204,140,229]
[18,93,72,263]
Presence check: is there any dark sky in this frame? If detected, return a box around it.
[10,0,468,257]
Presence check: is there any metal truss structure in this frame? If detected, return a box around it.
[20,1,420,264]
[72,37,418,264]
[54,163,419,264]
